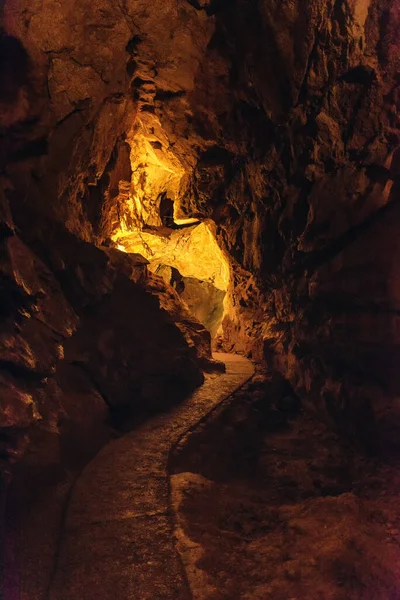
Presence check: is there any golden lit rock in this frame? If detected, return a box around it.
[114,220,229,292]
[122,120,186,230]
[113,219,231,336]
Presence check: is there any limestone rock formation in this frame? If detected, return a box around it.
[114,220,229,337]
[2,1,400,598]
[1,0,400,522]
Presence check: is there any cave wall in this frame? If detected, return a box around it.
[156,0,400,449]
[212,0,400,450]
[2,0,400,460]
[1,0,218,474]
[154,263,226,338]
[0,206,214,468]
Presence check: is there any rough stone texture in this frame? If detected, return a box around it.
[0,213,215,600]
[1,0,216,465]
[180,276,226,338]
[1,1,400,596]
[171,374,400,600]
[1,8,220,591]
[0,204,213,474]
[2,0,400,509]
[154,264,226,338]
[167,0,400,449]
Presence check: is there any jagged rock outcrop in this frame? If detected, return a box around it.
[0,202,213,474]
[155,263,226,338]
[1,0,221,476]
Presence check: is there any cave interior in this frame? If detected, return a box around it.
[2,0,400,598]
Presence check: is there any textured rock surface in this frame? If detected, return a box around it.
[171,375,400,600]
[2,0,400,527]
[1,2,400,597]
[163,0,400,448]
[0,212,214,600]
[115,221,230,293]
[154,264,226,338]
[180,276,226,338]
[115,219,229,336]
[0,207,213,473]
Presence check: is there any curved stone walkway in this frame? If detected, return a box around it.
[47,353,254,600]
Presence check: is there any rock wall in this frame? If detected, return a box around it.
[1,0,219,475]
[156,0,400,449]
[2,0,400,460]
[0,203,213,474]
[207,0,400,450]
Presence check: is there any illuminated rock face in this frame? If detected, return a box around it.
[114,220,230,337]
[2,0,400,462]
[120,130,186,230]
[153,264,226,338]
[115,221,229,291]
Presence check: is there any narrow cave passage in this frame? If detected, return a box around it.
[2,0,400,599]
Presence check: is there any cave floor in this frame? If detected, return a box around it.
[170,379,400,600]
[46,353,254,600]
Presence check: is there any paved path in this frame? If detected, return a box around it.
[48,353,254,600]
